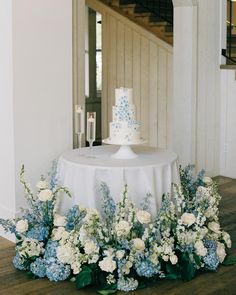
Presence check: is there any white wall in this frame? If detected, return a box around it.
[0,0,16,241]
[0,0,73,240]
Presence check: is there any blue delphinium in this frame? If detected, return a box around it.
[48,159,58,190]
[26,225,49,241]
[44,240,59,260]
[65,205,85,231]
[135,260,160,278]
[100,182,116,227]
[12,253,27,271]
[30,258,46,278]
[46,259,70,281]
[0,219,16,234]
[117,277,139,292]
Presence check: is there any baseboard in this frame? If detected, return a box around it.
[0,203,16,243]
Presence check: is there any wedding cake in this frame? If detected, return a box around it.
[108,87,141,144]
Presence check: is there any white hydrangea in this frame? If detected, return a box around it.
[194,240,207,257]
[53,214,66,227]
[180,213,196,227]
[99,256,117,273]
[57,244,75,264]
[38,189,53,202]
[222,231,232,248]
[132,238,145,252]
[36,180,48,190]
[84,240,99,255]
[51,226,69,241]
[19,238,44,257]
[115,220,131,237]
[216,242,226,263]
[136,210,151,224]
[16,219,28,233]
[116,250,125,260]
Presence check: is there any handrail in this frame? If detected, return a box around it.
[223,0,236,64]
[134,0,173,25]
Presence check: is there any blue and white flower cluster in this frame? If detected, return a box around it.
[0,164,232,293]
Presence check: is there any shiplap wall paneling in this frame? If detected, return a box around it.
[124,26,133,88]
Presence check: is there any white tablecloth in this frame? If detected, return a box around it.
[57,145,179,216]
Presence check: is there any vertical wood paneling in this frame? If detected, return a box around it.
[116,21,125,87]
[107,15,117,123]
[157,47,167,148]
[124,27,133,87]
[166,53,173,148]
[132,31,141,121]
[149,42,158,147]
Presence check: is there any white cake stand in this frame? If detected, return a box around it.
[103,138,146,159]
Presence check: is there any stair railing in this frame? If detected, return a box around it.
[135,0,173,25]
[222,0,236,64]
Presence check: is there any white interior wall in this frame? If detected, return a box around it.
[0,0,73,241]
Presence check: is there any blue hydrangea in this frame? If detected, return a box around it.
[30,258,46,277]
[13,253,27,271]
[44,240,59,259]
[204,239,217,251]
[65,205,85,231]
[26,225,49,241]
[46,260,70,281]
[135,260,160,278]
[203,250,219,271]
[117,277,138,292]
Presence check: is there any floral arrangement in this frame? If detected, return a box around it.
[0,164,234,293]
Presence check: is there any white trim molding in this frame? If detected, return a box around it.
[172,0,198,7]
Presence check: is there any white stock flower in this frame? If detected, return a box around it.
[84,240,98,255]
[216,242,226,263]
[132,238,145,252]
[53,214,66,227]
[180,213,196,227]
[16,219,28,233]
[136,210,151,224]
[19,239,44,257]
[36,180,48,190]
[170,255,178,265]
[52,227,69,241]
[208,221,221,234]
[57,244,75,264]
[115,220,131,237]
[38,189,53,202]
[116,250,125,260]
[222,232,232,248]
[194,240,207,257]
[99,256,116,273]
[203,176,213,186]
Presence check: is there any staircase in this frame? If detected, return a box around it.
[100,0,173,45]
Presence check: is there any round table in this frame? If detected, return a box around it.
[57,145,179,216]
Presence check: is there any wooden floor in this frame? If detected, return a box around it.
[1,176,236,295]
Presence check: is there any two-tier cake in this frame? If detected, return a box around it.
[108,87,141,144]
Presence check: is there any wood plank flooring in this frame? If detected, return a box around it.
[0,176,236,295]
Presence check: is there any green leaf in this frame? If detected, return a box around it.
[222,255,236,266]
[76,268,93,289]
[97,290,117,295]
[165,262,181,280]
[193,253,202,268]
[179,253,196,281]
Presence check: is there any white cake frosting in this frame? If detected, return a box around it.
[109,87,141,144]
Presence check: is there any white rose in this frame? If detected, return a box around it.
[53,214,66,227]
[208,221,221,234]
[116,250,125,260]
[115,221,131,237]
[216,242,226,263]
[170,254,178,265]
[180,213,196,226]
[99,256,117,273]
[162,255,169,262]
[16,219,28,233]
[38,189,53,202]
[222,232,232,248]
[136,210,151,224]
[57,244,75,264]
[36,180,48,190]
[132,238,145,252]
[194,240,207,257]
[84,240,98,255]
[203,176,213,186]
